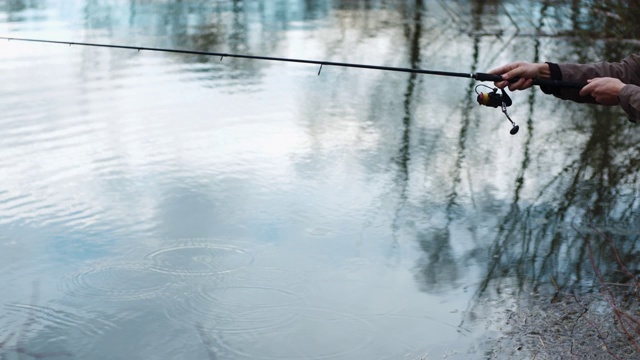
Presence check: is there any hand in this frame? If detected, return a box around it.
[488,62,550,91]
[579,77,625,105]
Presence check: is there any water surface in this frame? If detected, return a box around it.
[1,1,640,359]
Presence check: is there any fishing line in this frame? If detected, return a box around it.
[0,36,586,135]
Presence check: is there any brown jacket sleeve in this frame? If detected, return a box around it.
[541,55,640,121]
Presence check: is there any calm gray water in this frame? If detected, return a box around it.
[1,1,640,359]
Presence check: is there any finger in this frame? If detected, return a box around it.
[504,68,523,80]
[508,78,527,91]
[521,78,534,90]
[494,80,509,89]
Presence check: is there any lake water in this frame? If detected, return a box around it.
[1,1,640,359]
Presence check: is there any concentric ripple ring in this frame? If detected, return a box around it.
[145,242,255,276]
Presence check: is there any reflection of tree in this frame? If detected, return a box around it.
[476,8,640,300]
[391,0,423,240]
[390,0,640,301]
[582,0,640,39]
[413,1,490,290]
[3,0,41,13]
[391,0,466,288]
[0,282,73,359]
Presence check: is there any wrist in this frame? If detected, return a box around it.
[537,63,551,79]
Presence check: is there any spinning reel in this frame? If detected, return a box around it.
[475,84,519,135]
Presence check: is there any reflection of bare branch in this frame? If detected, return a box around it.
[16,281,40,354]
[479,98,640,299]
[589,218,640,290]
[576,222,640,354]
[467,14,640,359]
[196,324,217,360]
[389,0,424,256]
[0,281,73,359]
[415,0,484,291]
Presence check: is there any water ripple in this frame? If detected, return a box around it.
[164,291,300,334]
[60,262,172,301]
[203,307,377,360]
[145,241,255,276]
[4,302,117,338]
[161,261,307,333]
[199,286,304,309]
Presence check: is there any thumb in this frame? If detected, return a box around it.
[579,81,594,97]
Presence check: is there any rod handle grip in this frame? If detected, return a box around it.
[473,72,504,82]
[531,78,587,89]
[474,72,587,89]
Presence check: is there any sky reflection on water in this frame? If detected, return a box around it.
[1,0,640,359]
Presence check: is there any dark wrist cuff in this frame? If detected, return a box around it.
[540,62,562,95]
[547,62,562,80]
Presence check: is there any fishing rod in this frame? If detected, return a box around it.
[0,36,586,135]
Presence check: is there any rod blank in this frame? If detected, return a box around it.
[0,36,585,88]
[0,36,470,77]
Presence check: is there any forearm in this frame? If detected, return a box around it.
[541,62,600,104]
[542,55,640,120]
[619,84,640,121]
